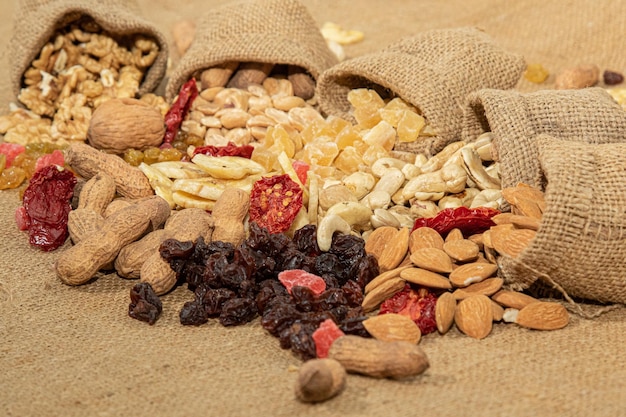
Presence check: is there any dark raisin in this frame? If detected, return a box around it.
[291,285,316,312]
[314,287,348,311]
[287,322,318,360]
[128,282,162,325]
[604,70,624,85]
[179,300,208,325]
[293,224,321,256]
[219,297,258,326]
[342,279,365,307]
[220,263,247,290]
[160,238,195,260]
[354,254,379,290]
[261,303,300,336]
[196,286,236,316]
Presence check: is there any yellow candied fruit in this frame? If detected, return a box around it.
[334,146,364,174]
[349,88,385,128]
[524,63,549,84]
[397,110,426,143]
[301,119,336,144]
[309,164,339,179]
[300,140,339,167]
[361,143,389,166]
[267,125,296,158]
[251,146,279,172]
[334,126,361,150]
[326,115,352,135]
[362,120,396,151]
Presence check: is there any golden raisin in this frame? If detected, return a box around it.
[524,63,549,84]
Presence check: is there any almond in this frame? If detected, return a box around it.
[454,294,493,339]
[362,277,406,313]
[445,228,464,242]
[515,301,569,330]
[443,239,480,263]
[409,226,444,253]
[491,300,505,321]
[409,247,453,273]
[491,213,541,231]
[501,184,545,219]
[400,267,452,290]
[491,290,539,309]
[448,262,498,287]
[435,292,456,334]
[365,226,399,260]
[490,227,536,258]
[451,277,503,300]
[364,264,412,294]
[363,313,421,344]
[377,227,410,272]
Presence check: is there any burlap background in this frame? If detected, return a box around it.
[1,1,626,416]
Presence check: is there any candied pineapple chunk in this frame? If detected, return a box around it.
[300,140,339,166]
[361,120,396,151]
[397,110,425,143]
[334,146,364,174]
[348,88,385,128]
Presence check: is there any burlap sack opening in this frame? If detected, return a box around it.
[498,134,626,306]
[316,27,525,156]
[463,87,626,190]
[9,0,169,97]
[165,0,338,101]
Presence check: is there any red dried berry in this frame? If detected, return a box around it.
[379,284,438,335]
[312,318,345,358]
[249,174,303,234]
[278,269,326,296]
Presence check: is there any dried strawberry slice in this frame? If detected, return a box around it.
[379,284,438,335]
[312,318,345,358]
[278,269,326,295]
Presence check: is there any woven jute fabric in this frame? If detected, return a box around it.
[497,135,626,305]
[463,88,626,190]
[9,0,169,97]
[164,0,338,101]
[316,27,525,156]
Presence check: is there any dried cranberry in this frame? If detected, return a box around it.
[21,165,76,251]
[129,282,162,325]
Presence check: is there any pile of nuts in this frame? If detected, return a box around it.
[0,16,166,146]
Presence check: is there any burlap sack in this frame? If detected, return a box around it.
[164,0,338,101]
[9,0,169,97]
[315,27,525,156]
[498,134,626,305]
[463,87,626,190]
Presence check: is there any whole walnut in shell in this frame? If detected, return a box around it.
[87,98,165,154]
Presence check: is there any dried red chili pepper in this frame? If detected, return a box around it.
[20,165,77,251]
[412,206,499,238]
[192,141,254,159]
[249,174,303,234]
[163,78,198,144]
[379,284,438,335]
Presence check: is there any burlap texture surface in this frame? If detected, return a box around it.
[316,27,525,156]
[463,88,626,190]
[164,0,338,101]
[2,1,626,416]
[497,135,626,304]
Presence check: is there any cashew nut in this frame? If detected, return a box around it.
[372,167,405,196]
[440,163,468,194]
[472,132,494,162]
[342,172,376,199]
[460,147,501,190]
[470,189,504,209]
[325,201,373,229]
[371,157,406,177]
[420,141,466,173]
[319,184,358,210]
[370,208,401,229]
[410,200,439,219]
[360,189,391,210]
[317,213,351,251]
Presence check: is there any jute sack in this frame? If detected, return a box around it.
[498,135,626,305]
[315,27,525,156]
[462,87,626,190]
[9,0,169,97]
[165,0,338,101]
